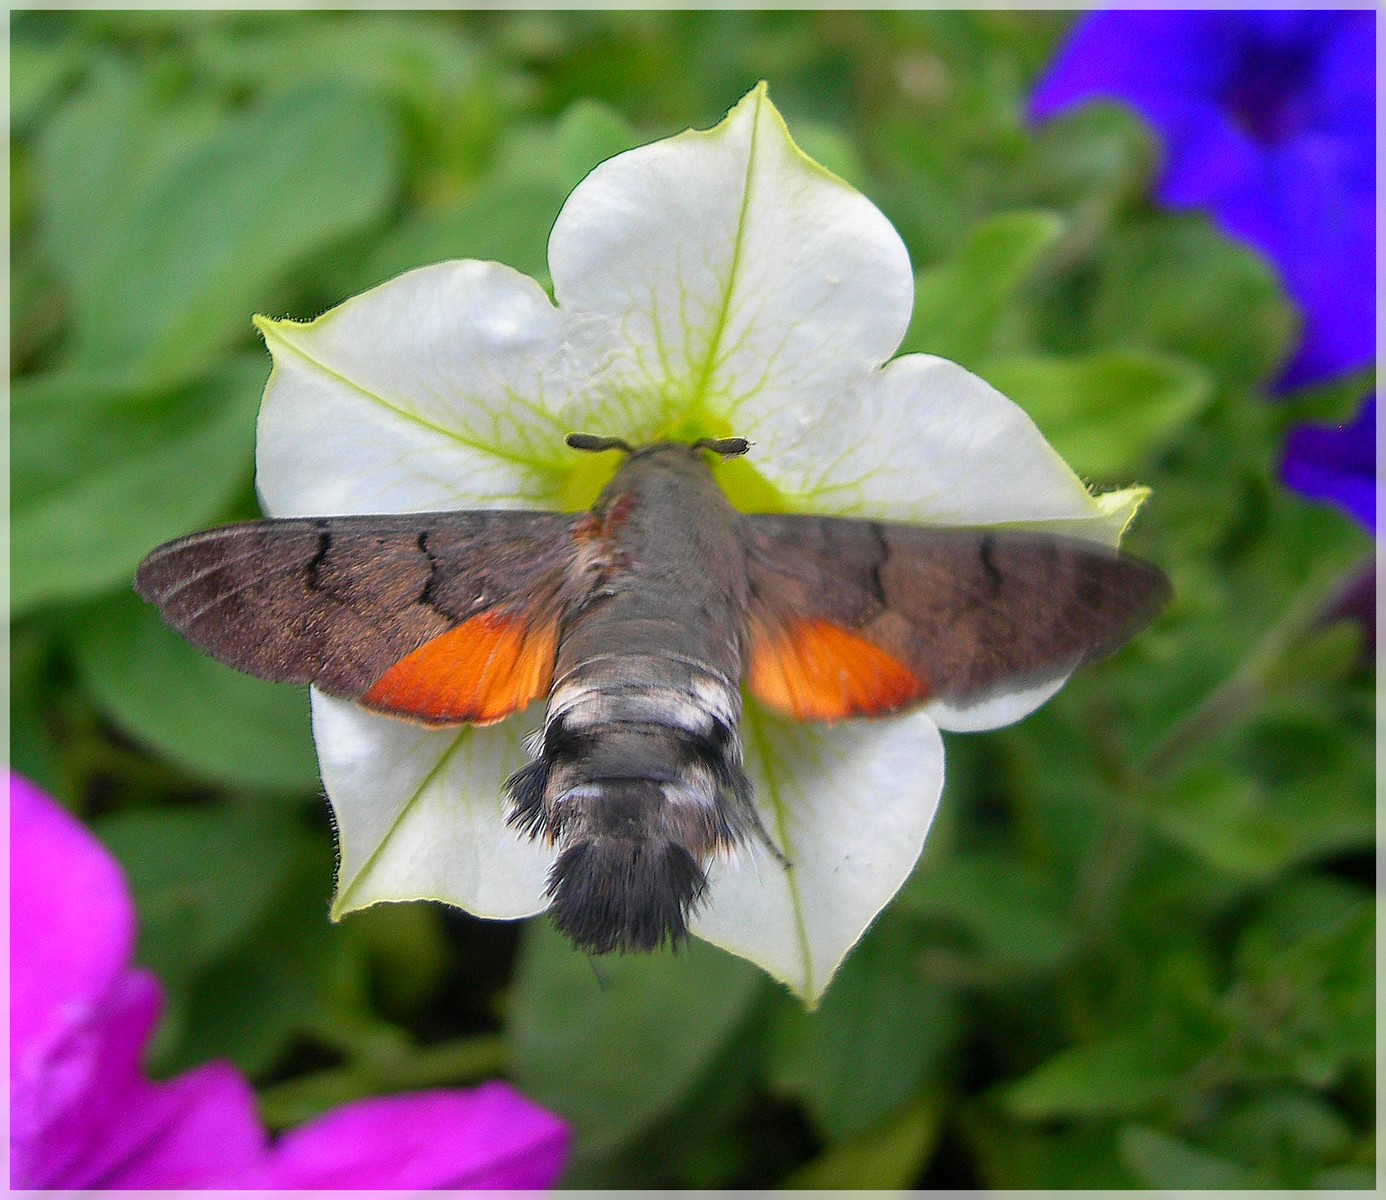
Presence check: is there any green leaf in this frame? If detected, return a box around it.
[768,915,958,1138]
[1000,1034,1185,1120]
[960,1107,1140,1189]
[1269,364,1377,433]
[984,708,1114,890]
[788,119,871,190]
[977,349,1212,478]
[1251,874,1371,947]
[898,852,1075,975]
[94,802,299,993]
[63,82,399,380]
[10,358,265,614]
[553,98,640,188]
[172,935,320,1079]
[10,232,66,369]
[507,921,764,1166]
[1024,102,1157,211]
[353,175,567,293]
[1230,902,1373,1088]
[1259,623,1364,691]
[160,835,360,1079]
[575,1014,768,1188]
[1089,213,1297,386]
[778,1092,945,1189]
[340,903,450,1020]
[349,96,639,296]
[69,590,321,793]
[10,37,87,131]
[1143,766,1292,877]
[1314,1165,1378,1190]
[188,13,483,111]
[1145,744,1374,880]
[8,625,65,796]
[34,62,226,310]
[1119,1127,1258,1189]
[1214,1089,1356,1167]
[186,12,503,198]
[904,210,1066,363]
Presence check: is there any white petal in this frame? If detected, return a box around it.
[548,83,912,442]
[691,707,944,1005]
[1021,485,1149,545]
[764,353,1137,542]
[255,260,575,518]
[928,674,1069,733]
[312,692,554,920]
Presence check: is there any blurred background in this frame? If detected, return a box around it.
[9,9,1375,1189]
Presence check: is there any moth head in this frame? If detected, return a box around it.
[565,432,634,455]
[565,432,749,460]
[690,436,750,459]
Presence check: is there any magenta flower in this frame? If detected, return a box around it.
[9,772,570,1188]
[1032,10,1375,389]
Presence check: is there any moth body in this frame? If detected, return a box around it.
[507,445,762,952]
[135,435,1172,960]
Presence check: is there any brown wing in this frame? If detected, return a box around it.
[740,513,1171,722]
[135,511,584,725]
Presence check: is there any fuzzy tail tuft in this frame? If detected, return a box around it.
[546,838,709,954]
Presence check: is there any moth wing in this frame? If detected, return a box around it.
[135,511,586,725]
[740,513,1171,722]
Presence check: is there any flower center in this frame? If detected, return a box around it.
[551,416,788,514]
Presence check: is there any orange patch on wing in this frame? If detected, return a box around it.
[747,618,927,722]
[362,611,556,725]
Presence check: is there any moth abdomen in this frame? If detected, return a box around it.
[505,758,550,838]
[503,651,756,953]
[542,763,737,953]
[529,762,739,953]
[546,824,709,954]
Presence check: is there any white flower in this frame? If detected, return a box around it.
[254,84,1144,1004]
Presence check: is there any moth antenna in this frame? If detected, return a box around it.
[692,436,750,459]
[566,433,633,454]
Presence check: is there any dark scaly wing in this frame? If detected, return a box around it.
[739,513,1170,721]
[135,511,585,725]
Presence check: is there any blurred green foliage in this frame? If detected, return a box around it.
[9,9,1374,1188]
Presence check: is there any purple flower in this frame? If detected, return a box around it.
[1280,395,1377,532]
[9,772,570,1189]
[1032,10,1375,388]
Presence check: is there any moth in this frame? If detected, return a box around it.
[136,434,1170,954]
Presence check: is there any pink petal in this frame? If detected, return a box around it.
[8,777,267,1189]
[11,966,265,1189]
[12,969,160,1187]
[101,1063,268,1188]
[9,773,135,1059]
[8,774,568,1191]
[238,1082,570,1189]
